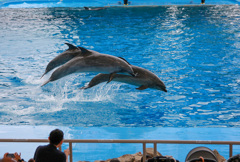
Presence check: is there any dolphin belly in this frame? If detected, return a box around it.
[81,73,147,89]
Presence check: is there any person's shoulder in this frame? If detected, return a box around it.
[36,144,49,151]
[54,150,66,161]
[34,144,49,160]
[56,149,66,156]
[38,144,48,148]
[56,149,66,158]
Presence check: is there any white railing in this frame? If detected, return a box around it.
[1,139,240,162]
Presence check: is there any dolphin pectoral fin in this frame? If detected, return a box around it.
[133,72,138,77]
[65,43,79,50]
[136,85,148,90]
[130,72,138,77]
[107,73,116,83]
[41,80,50,87]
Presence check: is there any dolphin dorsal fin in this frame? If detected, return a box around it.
[118,57,131,65]
[65,43,79,50]
[78,47,90,54]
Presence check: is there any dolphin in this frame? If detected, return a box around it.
[41,43,86,78]
[41,48,136,86]
[84,7,106,10]
[80,65,167,92]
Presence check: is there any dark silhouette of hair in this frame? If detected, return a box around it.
[49,129,64,145]
[28,159,35,162]
[110,158,120,162]
[141,154,153,162]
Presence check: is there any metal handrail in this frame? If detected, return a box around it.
[1,139,240,162]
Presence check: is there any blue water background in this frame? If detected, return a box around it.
[0,2,240,162]
[0,5,240,127]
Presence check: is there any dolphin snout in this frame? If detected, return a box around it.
[41,79,50,87]
[40,72,47,79]
[160,86,167,92]
[156,84,167,92]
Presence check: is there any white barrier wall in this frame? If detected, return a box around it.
[1,0,240,8]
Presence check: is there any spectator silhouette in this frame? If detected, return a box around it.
[28,159,35,162]
[34,129,70,162]
[110,158,120,162]
[1,152,24,162]
[141,154,153,162]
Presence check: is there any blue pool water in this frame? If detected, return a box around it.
[0,2,240,162]
[0,5,240,127]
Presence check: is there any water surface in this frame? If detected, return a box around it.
[0,5,240,127]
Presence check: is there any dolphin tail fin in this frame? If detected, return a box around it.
[107,73,116,83]
[41,80,50,87]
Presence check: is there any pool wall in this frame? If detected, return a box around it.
[1,126,240,162]
[1,0,240,8]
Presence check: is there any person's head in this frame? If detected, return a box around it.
[28,159,35,162]
[110,158,120,162]
[141,154,153,162]
[48,129,64,146]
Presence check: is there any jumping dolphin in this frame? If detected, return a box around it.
[80,65,167,92]
[41,43,84,78]
[84,7,106,10]
[41,48,136,86]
